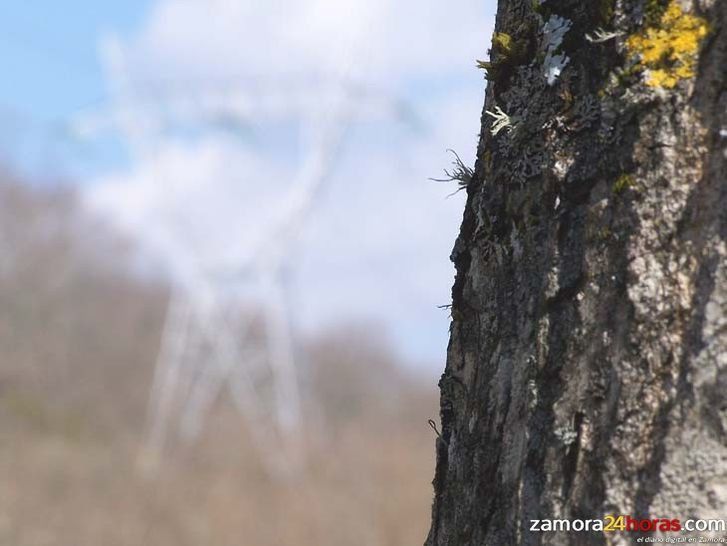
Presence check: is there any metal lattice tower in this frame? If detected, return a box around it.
[74,33,409,477]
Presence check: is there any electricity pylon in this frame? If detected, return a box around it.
[75,35,410,478]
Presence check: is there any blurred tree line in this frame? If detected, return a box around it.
[0,171,437,546]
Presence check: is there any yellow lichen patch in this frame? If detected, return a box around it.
[493,32,514,56]
[626,1,709,88]
[613,173,635,194]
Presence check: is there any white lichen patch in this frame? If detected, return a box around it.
[485,106,517,135]
[545,54,569,85]
[528,379,538,411]
[586,28,623,43]
[554,427,578,446]
[552,155,573,181]
[541,15,572,86]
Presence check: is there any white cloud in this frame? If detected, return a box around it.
[86,138,295,280]
[126,0,492,83]
[85,0,495,366]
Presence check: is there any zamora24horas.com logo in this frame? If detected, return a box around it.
[530,515,727,536]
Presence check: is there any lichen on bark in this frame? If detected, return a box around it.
[626,1,710,88]
[425,0,726,545]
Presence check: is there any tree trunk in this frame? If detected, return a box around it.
[426,0,726,544]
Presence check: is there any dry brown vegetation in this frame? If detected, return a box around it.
[0,174,438,546]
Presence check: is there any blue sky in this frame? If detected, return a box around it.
[0,1,150,178]
[0,1,148,120]
[1,0,496,369]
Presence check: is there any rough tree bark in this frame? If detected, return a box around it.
[426,0,726,544]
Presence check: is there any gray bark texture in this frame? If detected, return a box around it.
[426,0,726,544]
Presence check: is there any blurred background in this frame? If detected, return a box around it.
[0,1,494,544]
